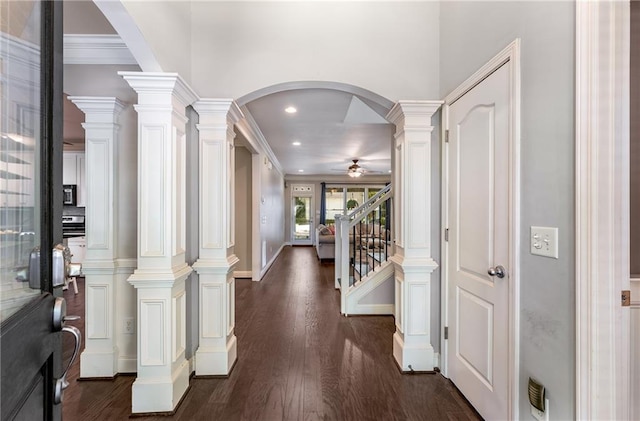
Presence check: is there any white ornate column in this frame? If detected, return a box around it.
[192,99,243,375]
[69,97,124,378]
[386,100,443,372]
[119,72,196,413]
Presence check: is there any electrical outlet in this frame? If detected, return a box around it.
[530,226,559,258]
[124,317,135,334]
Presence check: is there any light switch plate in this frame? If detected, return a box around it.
[530,226,559,258]
[531,398,550,421]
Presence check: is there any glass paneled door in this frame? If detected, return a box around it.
[1,1,68,419]
[292,184,314,245]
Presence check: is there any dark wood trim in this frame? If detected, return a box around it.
[40,0,64,294]
[0,294,59,420]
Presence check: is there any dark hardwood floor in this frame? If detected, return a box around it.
[62,246,481,420]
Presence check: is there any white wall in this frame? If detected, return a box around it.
[119,1,440,101]
[257,154,285,273]
[430,111,441,354]
[121,1,191,82]
[64,0,116,34]
[185,106,199,361]
[440,2,575,419]
[631,1,640,276]
[234,146,252,273]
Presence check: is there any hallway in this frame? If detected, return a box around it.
[62,246,480,420]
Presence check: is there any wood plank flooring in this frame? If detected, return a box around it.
[62,246,481,420]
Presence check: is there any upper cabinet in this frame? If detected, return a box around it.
[63,152,86,207]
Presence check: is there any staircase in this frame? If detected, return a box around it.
[335,184,394,316]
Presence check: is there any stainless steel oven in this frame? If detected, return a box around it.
[63,185,77,206]
[62,215,85,238]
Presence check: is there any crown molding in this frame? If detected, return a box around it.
[386,100,443,127]
[235,108,284,176]
[119,72,198,108]
[64,34,137,66]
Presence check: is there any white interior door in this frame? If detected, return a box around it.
[446,62,511,420]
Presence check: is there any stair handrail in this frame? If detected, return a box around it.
[348,184,391,220]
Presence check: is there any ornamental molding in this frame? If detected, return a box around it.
[64,34,137,66]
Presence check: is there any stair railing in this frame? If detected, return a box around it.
[335,184,392,314]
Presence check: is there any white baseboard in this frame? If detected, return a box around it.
[258,243,285,280]
[117,356,137,374]
[346,303,394,315]
[234,271,252,279]
[433,352,440,371]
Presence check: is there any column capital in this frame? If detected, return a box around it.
[68,96,125,124]
[386,100,443,127]
[193,99,244,125]
[118,71,198,108]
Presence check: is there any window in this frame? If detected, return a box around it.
[323,184,385,223]
[325,187,344,224]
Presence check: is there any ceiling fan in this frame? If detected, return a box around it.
[347,159,364,178]
[330,159,384,177]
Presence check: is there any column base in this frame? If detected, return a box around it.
[194,334,237,376]
[131,359,190,414]
[80,348,118,378]
[393,332,435,372]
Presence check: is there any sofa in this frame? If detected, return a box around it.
[315,222,389,261]
[315,224,338,261]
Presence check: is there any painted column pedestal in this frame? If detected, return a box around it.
[69,97,124,378]
[128,270,191,413]
[192,99,244,376]
[192,258,238,375]
[387,100,443,372]
[120,72,197,413]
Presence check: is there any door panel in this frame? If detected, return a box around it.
[457,287,493,386]
[0,0,64,419]
[2,294,59,420]
[458,106,494,281]
[447,62,511,420]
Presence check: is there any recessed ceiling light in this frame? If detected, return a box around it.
[298,169,304,173]
[292,141,301,146]
[285,106,297,114]
[388,170,392,173]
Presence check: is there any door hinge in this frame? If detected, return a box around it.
[445,228,449,242]
[444,326,449,340]
[445,130,450,143]
[622,290,631,307]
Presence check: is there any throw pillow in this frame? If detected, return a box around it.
[318,224,332,235]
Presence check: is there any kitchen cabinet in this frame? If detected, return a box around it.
[63,154,77,184]
[63,152,86,207]
[66,236,86,264]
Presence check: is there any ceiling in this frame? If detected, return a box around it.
[62,1,393,178]
[243,89,392,176]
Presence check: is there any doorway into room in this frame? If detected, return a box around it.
[291,184,314,246]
